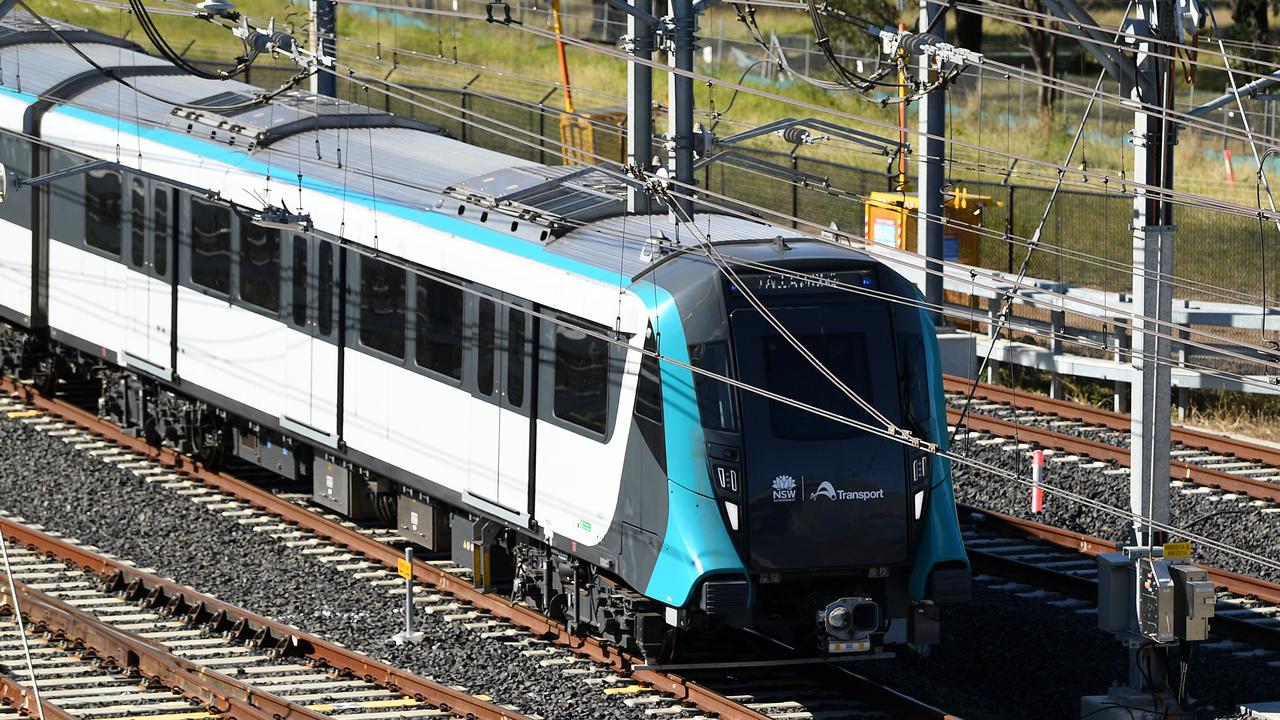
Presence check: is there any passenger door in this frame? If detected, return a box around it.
[283,234,340,440]
[123,177,172,374]
[466,292,533,519]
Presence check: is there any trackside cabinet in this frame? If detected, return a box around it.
[863,189,996,266]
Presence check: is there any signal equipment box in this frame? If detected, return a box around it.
[863,189,994,266]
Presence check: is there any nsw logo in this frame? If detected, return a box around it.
[772,474,797,502]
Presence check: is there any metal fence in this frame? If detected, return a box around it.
[226,62,1278,305]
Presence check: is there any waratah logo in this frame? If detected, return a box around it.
[772,475,797,502]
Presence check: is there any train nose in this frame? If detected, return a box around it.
[819,597,881,653]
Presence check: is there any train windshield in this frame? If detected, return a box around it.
[728,286,910,571]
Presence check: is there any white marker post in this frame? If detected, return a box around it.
[390,547,425,645]
[1031,449,1045,513]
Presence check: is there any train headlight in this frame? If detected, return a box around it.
[914,489,925,519]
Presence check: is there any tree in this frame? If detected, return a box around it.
[1015,0,1059,110]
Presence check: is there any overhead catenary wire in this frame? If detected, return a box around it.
[313,58,1280,390]
[22,17,1280,573]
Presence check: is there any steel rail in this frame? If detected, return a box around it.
[0,675,78,720]
[0,511,526,719]
[960,505,1280,649]
[945,401,1280,503]
[0,566,318,720]
[943,374,1280,471]
[0,377,957,720]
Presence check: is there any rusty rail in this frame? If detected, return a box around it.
[946,404,1280,504]
[943,375,1280,468]
[0,569,319,720]
[961,505,1280,649]
[0,514,525,720]
[0,378,956,720]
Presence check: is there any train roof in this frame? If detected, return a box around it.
[0,13,838,281]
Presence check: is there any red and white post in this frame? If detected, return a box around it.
[1031,449,1045,513]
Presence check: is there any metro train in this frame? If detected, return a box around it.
[0,14,969,659]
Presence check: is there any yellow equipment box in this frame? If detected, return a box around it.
[560,108,628,166]
[863,189,995,266]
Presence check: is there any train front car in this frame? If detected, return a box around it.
[639,238,970,656]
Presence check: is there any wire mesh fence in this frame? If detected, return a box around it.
[227,62,1277,306]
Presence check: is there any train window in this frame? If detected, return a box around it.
[506,307,525,407]
[190,197,231,295]
[689,342,736,432]
[129,177,145,268]
[554,321,608,434]
[152,187,169,276]
[239,220,280,313]
[635,332,663,424]
[763,332,871,441]
[0,134,30,229]
[359,255,405,358]
[414,276,463,380]
[317,241,334,337]
[900,335,931,437]
[476,298,496,397]
[291,235,307,327]
[85,168,122,256]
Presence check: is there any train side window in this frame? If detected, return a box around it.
[635,331,663,424]
[291,235,307,327]
[554,320,608,434]
[414,275,463,380]
[85,168,122,256]
[476,298,496,397]
[152,187,169,277]
[239,219,280,313]
[359,255,405,359]
[506,307,526,407]
[190,197,231,295]
[0,133,31,229]
[689,342,737,432]
[128,177,145,268]
[317,241,335,337]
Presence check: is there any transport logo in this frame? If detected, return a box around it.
[772,475,797,502]
[810,480,886,502]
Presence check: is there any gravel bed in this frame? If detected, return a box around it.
[952,433,1280,582]
[2,410,1277,719]
[0,418,650,720]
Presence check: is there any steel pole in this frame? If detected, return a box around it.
[917,0,946,323]
[310,0,337,97]
[627,0,654,213]
[667,0,695,220]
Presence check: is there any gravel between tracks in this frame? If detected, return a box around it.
[1,411,1277,719]
[0,417,651,720]
[951,434,1280,582]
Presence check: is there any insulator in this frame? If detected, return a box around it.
[781,126,811,145]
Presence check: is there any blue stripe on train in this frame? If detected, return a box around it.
[36,93,745,607]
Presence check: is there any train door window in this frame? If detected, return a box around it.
[506,307,526,407]
[0,133,30,229]
[239,219,280,313]
[152,187,170,277]
[689,342,737,432]
[290,235,307,328]
[636,331,663,425]
[189,197,231,295]
[476,298,496,397]
[85,168,122,257]
[128,177,145,268]
[414,275,463,380]
[317,240,335,337]
[359,255,405,359]
[553,319,608,434]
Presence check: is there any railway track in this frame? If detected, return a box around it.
[960,505,1280,652]
[0,377,959,720]
[0,513,527,720]
[943,374,1280,503]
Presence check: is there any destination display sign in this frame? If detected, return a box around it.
[737,270,877,294]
